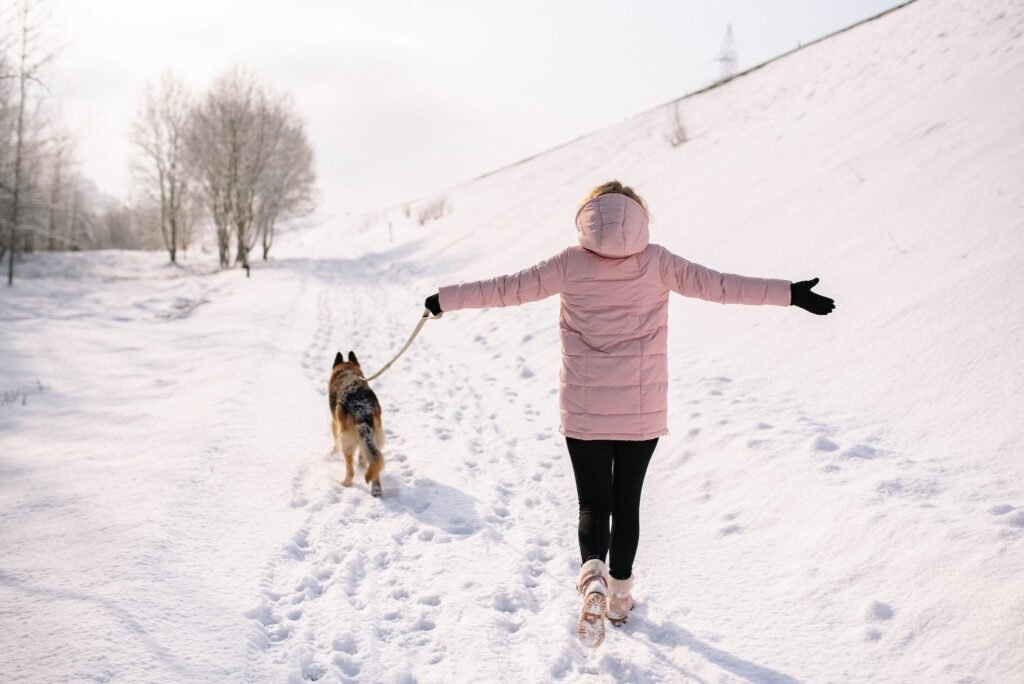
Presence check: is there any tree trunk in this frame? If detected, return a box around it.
[48,147,63,251]
[235,221,249,270]
[168,198,177,264]
[167,170,179,263]
[261,219,273,260]
[8,41,28,285]
[217,223,230,267]
[69,187,79,250]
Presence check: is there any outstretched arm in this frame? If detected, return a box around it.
[656,245,792,306]
[431,248,569,314]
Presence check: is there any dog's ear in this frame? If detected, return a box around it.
[333,352,344,368]
[348,351,359,365]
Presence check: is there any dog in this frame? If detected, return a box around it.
[329,351,385,497]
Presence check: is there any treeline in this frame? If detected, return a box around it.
[1,1,316,284]
[135,68,317,270]
[1,0,98,284]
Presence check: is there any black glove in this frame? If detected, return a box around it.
[424,293,442,317]
[790,278,835,315]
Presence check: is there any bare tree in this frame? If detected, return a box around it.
[1,0,58,285]
[131,71,193,263]
[17,122,47,252]
[177,185,203,252]
[32,121,75,250]
[66,173,81,248]
[0,18,14,263]
[187,67,317,270]
[255,106,316,260]
[233,86,279,270]
[45,131,65,249]
[187,67,254,268]
[666,101,688,147]
[417,198,449,225]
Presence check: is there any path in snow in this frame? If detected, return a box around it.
[238,252,812,683]
[241,228,1022,682]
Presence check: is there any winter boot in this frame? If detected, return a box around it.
[575,559,608,648]
[606,574,635,626]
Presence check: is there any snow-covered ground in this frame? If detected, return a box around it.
[3,0,1023,681]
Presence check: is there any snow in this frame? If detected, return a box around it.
[2,0,1024,681]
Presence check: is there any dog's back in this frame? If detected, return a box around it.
[329,351,385,496]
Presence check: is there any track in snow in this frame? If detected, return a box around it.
[245,261,596,682]
[239,255,809,682]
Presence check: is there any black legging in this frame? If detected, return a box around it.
[566,436,658,580]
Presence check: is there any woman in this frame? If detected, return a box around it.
[424,181,834,647]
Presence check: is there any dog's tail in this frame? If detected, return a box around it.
[358,418,384,483]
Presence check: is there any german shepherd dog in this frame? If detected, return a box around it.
[329,351,385,497]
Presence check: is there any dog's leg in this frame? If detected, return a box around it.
[340,433,357,487]
[330,419,341,456]
[358,420,384,498]
[341,446,355,486]
[365,460,383,498]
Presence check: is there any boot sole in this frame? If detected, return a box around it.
[577,592,607,648]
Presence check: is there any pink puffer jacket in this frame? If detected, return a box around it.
[438,193,791,440]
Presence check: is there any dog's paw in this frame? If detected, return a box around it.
[341,477,354,487]
[370,482,382,497]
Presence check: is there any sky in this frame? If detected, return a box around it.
[45,0,908,219]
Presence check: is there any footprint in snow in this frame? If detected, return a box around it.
[331,654,361,677]
[332,635,358,655]
[300,658,327,681]
[698,480,714,503]
[1003,511,1024,528]
[863,600,893,641]
[812,435,840,452]
[864,600,894,621]
[875,478,944,501]
[842,444,880,459]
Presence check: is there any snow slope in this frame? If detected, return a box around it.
[2,0,1023,681]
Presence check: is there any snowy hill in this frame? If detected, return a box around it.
[2,0,1023,682]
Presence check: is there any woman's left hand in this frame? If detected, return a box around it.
[790,278,835,315]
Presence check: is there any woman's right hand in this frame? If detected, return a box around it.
[424,293,442,317]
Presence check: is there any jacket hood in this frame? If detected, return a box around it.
[574,193,650,258]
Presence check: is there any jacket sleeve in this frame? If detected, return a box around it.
[438,248,569,312]
[656,245,791,306]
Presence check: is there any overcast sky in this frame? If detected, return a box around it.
[47,0,906,218]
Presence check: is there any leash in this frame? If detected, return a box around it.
[365,309,441,382]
